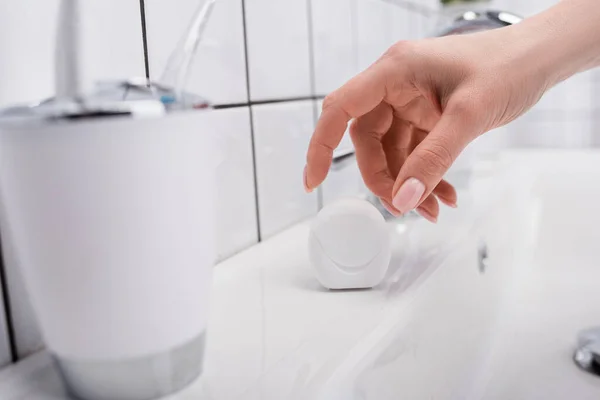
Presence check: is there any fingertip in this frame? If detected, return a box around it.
[305,150,331,193]
[303,166,311,192]
[380,198,401,217]
[434,180,458,208]
[416,207,438,223]
[304,163,328,193]
[440,198,458,208]
[391,178,426,214]
[414,195,440,223]
[437,194,457,208]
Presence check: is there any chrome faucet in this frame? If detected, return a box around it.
[435,9,522,37]
[575,327,600,377]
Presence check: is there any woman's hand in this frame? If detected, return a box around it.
[304,24,552,222]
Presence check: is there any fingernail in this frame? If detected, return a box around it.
[439,197,458,209]
[416,207,438,223]
[392,178,425,213]
[381,199,401,217]
[303,166,313,193]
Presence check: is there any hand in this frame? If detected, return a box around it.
[304,27,550,222]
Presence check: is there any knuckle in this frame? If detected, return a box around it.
[349,119,360,137]
[414,144,453,177]
[315,140,335,154]
[388,40,414,59]
[448,94,479,121]
[361,168,393,198]
[385,41,419,72]
[448,95,471,115]
[322,92,352,120]
[307,140,333,162]
[321,94,339,113]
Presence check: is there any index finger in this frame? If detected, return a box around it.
[304,60,391,191]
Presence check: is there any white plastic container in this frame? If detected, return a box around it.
[0,108,217,400]
[0,0,220,397]
[309,198,391,290]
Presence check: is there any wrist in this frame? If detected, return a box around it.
[511,0,600,88]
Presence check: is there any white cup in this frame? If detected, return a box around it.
[0,111,217,400]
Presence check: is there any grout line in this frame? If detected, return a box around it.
[240,0,262,242]
[139,0,151,80]
[248,106,262,243]
[350,0,359,73]
[306,0,317,97]
[213,95,326,110]
[312,100,324,211]
[305,0,323,210]
[0,234,18,363]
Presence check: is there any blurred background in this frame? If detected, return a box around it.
[0,0,597,368]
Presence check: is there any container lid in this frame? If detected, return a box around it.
[0,78,211,128]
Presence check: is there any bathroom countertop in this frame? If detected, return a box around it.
[1,213,450,400]
[0,215,434,400]
[3,151,600,399]
[0,187,479,400]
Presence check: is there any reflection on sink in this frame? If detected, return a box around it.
[316,152,600,400]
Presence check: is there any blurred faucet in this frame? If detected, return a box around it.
[435,9,522,37]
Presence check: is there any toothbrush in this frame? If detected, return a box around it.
[160,0,219,103]
[55,0,86,102]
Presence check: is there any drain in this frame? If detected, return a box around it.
[574,327,600,377]
[477,240,488,274]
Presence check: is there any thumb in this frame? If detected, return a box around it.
[391,103,481,214]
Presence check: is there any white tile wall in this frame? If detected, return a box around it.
[0,0,59,107]
[252,101,318,238]
[311,0,419,97]
[535,82,569,112]
[509,109,599,149]
[535,72,594,113]
[498,0,559,18]
[565,117,593,148]
[391,3,416,42]
[418,0,438,38]
[310,0,359,95]
[79,1,146,83]
[310,1,418,94]
[590,115,600,147]
[0,0,145,108]
[211,108,259,259]
[144,0,248,105]
[356,0,394,71]
[245,0,312,100]
[567,71,594,111]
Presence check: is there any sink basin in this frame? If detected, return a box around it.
[464,151,600,400]
[316,151,600,400]
[1,151,600,400]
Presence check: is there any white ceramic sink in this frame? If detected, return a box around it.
[316,151,600,400]
[464,152,600,400]
[1,151,600,400]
